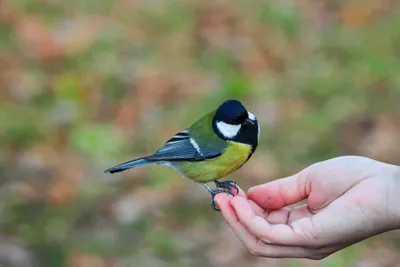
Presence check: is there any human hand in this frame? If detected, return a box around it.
[215,156,400,259]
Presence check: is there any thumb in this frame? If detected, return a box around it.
[247,167,312,210]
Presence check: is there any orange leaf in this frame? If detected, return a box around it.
[341,4,370,28]
[15,17,62,61]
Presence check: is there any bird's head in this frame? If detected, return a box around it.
[212,99,259,147]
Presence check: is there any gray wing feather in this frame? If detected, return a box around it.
[146,130,221,162]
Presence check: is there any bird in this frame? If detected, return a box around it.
[104,99,259,211]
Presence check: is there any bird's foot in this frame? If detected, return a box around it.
[202,183,234,211]
[215,180,239,195]
[209,188,234,211]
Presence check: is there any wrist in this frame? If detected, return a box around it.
[386,164,400,229]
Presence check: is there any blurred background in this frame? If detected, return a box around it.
[1,0,400,266]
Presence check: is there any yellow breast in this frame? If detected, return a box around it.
[175,141,253,183]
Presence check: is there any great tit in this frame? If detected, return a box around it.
[104,99,259,210]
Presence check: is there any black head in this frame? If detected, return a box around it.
[213,99,248,125]
[212,99,259,150]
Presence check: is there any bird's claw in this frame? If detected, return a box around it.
[215,180,239,195]
[209,188,234,211]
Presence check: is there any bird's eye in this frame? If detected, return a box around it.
[236,113,247,123]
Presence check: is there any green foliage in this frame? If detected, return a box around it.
[0,104,46,149]
[69,124,127,160]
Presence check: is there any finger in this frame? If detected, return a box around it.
[287,204,314,224]
[216,194,315,258]
[214,193,261,249]
[244,243,317,259]
[248,199,292,225]
[248,199,267,216]
[231,196,308,246]
[247,168,311,210]
[214,184,245,197]
[236,185,246,198]
[214,192,234,214]
[267,208,291,224]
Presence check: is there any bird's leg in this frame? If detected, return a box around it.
[203,183,234,211]
[214,179,239,194]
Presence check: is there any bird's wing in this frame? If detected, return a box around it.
[146,130,222,162]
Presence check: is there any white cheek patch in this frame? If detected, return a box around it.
[216,121,241,139]
[247,111,256,121]
[247,111,260,139]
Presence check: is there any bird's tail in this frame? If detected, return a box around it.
[104,157,153,174]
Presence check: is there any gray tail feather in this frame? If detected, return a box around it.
[104,157,153,174]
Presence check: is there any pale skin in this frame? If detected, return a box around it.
[214,156,400,259]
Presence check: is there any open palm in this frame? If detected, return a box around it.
[215,156,400,259]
